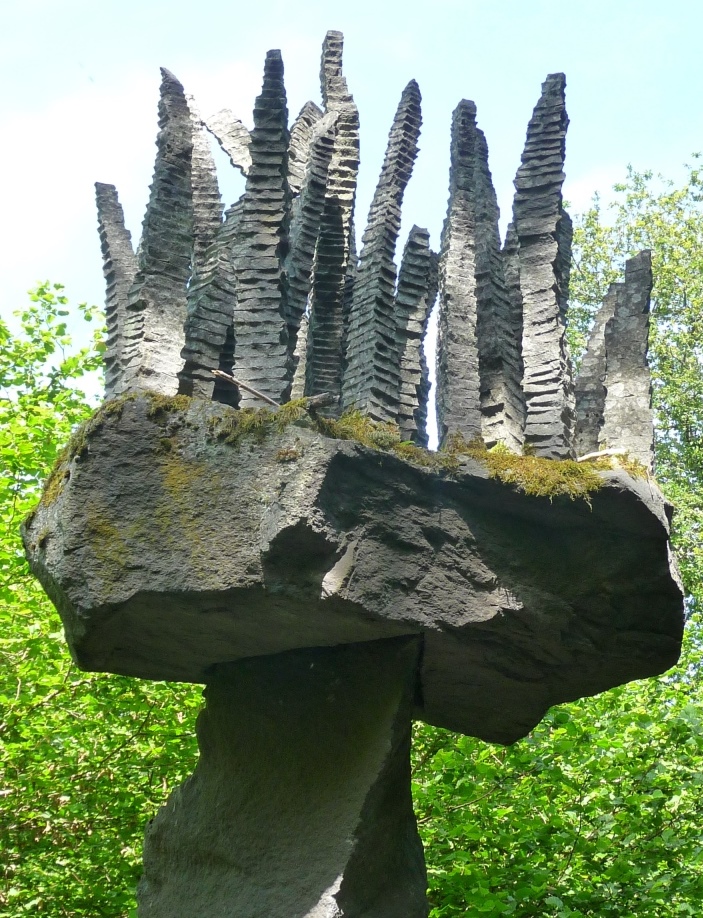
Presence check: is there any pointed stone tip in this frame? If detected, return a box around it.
[266,49,283,61]
[159,67,184,91]
[95,181,116,195]
[325,29,344,42]
[543,72,566,94]
[404,79,422,100]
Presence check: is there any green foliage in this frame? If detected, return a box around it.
[413,165,703,916]
[3,158,703,918]
[0,286,201,916]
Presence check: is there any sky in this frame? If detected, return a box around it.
[1,0,701,325]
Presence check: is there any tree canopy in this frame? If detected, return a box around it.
[1,166,702,917]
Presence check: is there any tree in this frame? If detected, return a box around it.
[2,162,702,916]
[0,285,202,917]
[414,165,703,916]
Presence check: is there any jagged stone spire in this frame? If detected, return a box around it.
[121,68,194,396]
[186,96,224,277]
[573,285,618,458]
[287,101,323,195]
[230,50,292,406]
[395,227,437,446]
[575,252,654,469]
[95,183,137,399]
[342,80,422,421]
[603,252,654,468]
[511,72,574,458]
[435,101,483,446]
[437,101,525,450]
[304,31,360,404]
[204,109,251,175]
[285,111,338,365]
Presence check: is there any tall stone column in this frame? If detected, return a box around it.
[138,639,427,918]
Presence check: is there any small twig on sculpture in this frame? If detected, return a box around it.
[576,448,627,463]
[211,370,280,407]
[210,370,337,413]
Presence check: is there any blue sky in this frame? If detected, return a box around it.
[1,0,701,321]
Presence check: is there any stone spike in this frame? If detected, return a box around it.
[436,101,482,445]
[288,101,323,195]
[601,250,654,470]
[178,199,242,402]
[501,222,524,353]
[95,183,138,399]
[186,95,224,276]
[289,311,309,400]
[320,30,353,109]
[285,111,338,364]
[341,80,423,421]
[512,72,575,458]
[395,227,437,446]
[121,68,194,396]
[473,118,525,451]
[203,109,252,176]
[304,33,359,405]
[573,283,618,458]
[230,49,292,406]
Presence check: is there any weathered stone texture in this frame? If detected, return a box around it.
[138,639,427,918]
[436,101,482,446]
[512,73,575,458]
[121,69,194,396]
[24,397,684,746]
[305,32,360,403]
[231,50,292,405]
[287,100,323,195]
[285,111,338,365]
[342,80,422,421]
[574,285,618,457]
[95,183,137,398]
[601,250,654,469]
[186,95,224,276]
[395,227,437,446]
[203,108,252,175]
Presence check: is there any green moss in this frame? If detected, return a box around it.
[145,393,192,419]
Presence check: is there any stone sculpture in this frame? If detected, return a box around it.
[23,30,683,918]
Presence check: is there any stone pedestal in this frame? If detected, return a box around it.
[137,638,427,918]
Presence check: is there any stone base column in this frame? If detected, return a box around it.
[137,637,427,917]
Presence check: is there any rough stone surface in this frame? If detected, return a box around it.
[287,100,324,195]
[574,285,618,457]
[285,111,338,365]
[121,69,194,396]
[137,638,427,918]
[203,108,252,175]
[512,73,575,458]
[394,226,437,446]
[342,80,422,421]
[24,396,684,746]
[601,250,654,469]
[231,50,292,405]
[436,101,525,451]
[436,101,482,446]
[95,183,137,399]
[303,31,360,407]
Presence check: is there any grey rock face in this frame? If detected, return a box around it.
[95,183,137,399]
[601,251,654,468]
[231,50,293,406]
[138,638,427,918]
[24,396,684,746]
[343,80,422,421]
[305,31,360,405]
[203,108,252,175]
[121,69,194,396]
[511,73,575,458]
[574,285,618,457]
[395,227,437,446]
[68,34,677,916]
